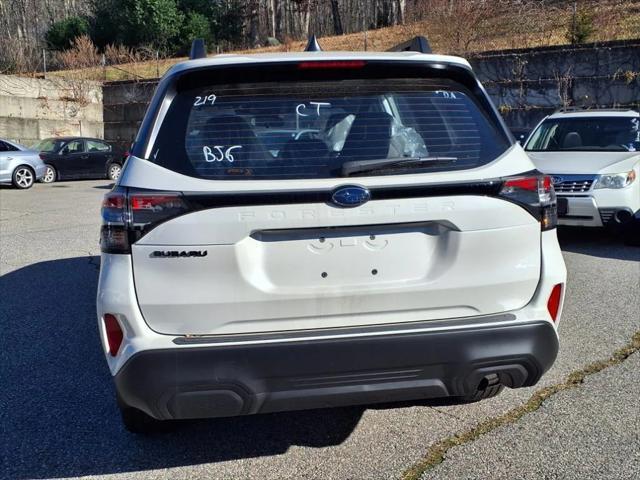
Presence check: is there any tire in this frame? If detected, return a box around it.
[107,163,122,181]
[40,164,57,183]
[119,405,168,434]
[461,374,504,403]
[623,219,640,246]
[12,165,35,189]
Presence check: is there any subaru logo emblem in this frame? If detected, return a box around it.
[552,176,563,185]
[331,185,371,208]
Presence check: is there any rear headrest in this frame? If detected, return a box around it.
[340,112,393,161]
[562,131,582,149]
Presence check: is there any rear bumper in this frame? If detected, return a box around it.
[557,187,640,228]
[557,196,603,226]
[115,320,559,420]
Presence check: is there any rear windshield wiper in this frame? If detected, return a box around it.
[342,156,458,176]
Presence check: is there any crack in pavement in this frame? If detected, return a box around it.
[400,330,640,480]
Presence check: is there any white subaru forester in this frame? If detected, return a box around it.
[97,46,567,432]
[525,109,640,245]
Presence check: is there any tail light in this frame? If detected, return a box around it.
[39,153,46,160]
[499,175,557,230]
[103,314,124,356]
[100,188,188,253]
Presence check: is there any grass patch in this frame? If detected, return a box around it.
[401,330,640,480]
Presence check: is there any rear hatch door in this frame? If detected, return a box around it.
[125,60,542,335]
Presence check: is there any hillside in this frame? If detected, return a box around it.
[54,0,640,82]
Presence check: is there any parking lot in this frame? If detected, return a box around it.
[1,180,639,480]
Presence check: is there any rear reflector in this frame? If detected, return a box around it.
[298,60,366,69]
[547,284,563,322]
[103,314,123,356]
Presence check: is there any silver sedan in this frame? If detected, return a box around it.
[0,138,47,189]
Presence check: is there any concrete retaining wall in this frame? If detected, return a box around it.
[102,39,639,145]
[0,75,103,147]
[469,39,640,130]
[102,80,158,152]
[2,39,636,149]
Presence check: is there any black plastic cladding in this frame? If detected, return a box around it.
[130,60,515,159]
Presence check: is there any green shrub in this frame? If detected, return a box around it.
[46,16,90,51]
[177,11,212,53]
[566,7,595,44]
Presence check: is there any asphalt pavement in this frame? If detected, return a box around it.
[421,351,640,480]
[1,180,638,480]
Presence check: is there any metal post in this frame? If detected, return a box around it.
[42,49,47,77]
[156,51,160,78]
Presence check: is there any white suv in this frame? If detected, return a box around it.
[525,109,640,243]
[97,48,566,433]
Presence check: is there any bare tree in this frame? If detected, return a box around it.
[330,0,344,34]
[247,0,261,47]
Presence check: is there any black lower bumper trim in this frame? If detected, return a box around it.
[115,321,559,420]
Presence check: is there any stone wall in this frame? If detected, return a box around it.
[0,75,103,147]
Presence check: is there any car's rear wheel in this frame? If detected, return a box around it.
[41,164,57,183]
[107,163,122,181]
[623,218,640,246]
[12,166,35,189]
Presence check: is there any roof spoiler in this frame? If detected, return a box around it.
[387,36,432,54]
[304,35,322,52]
[190,39,206,60]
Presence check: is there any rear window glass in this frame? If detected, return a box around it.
[150,78,510,180]
[32,138,66,153]
[526,116,640,152]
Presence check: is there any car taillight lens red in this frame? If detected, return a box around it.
[130,194,185,211]
[499,175,557,230]
[547,284,563,322]
[100,189,188,254]
[298,60,366,69]
[103,314,123,356]
[39,153,46,160]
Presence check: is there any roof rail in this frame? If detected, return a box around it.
[190,39,206,60]
[387,36,432,54]
[555,106,585,113]
[304,35,322,52]
[555,106,638,113]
